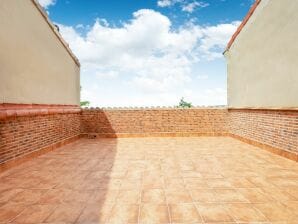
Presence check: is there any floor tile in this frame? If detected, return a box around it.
[76,203,114,223]
[108,203,139,223]
[169,203,202,223]
[12,204,56,223]
[261,187,297,202]
[142,189,166,204]
[227,203,268,222]
[213,189,248,202]
[89,189,119,204]
[11,189,47,204]
[253,202,293,222]
[190,189,216,202]
[237,188,274,203]
[45,203,84,223]
[142,177,165,189]
[195,203,235,223]
[164,178,185,189]
[121,179,142,190]
[181,171,202,178]
[183,178,206,189]
[285,201,298,223]
[205,178,233,188]
[227,177,256,188]
[38,189,71,204]
[117,190,140,204]
[165,189,192,203]
[0,188,23,203]
[284,187,298,200]
[139,204,170,223]
[0,203,25,223]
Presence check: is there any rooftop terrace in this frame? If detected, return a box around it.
[0,137,297,223]
[0,0,297,223]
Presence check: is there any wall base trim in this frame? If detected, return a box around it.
[1,132,296,174]
[81,132,297,162]
[228,133,298,162]
[81,132,229,138]
[0,135,81,173]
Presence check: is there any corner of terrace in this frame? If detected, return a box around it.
[0,0,297,223]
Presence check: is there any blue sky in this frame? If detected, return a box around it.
[39,0,253,107]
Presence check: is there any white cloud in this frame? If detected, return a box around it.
[96,70,119,79]
[182,1,209,13]
[75,24,84,29]
[199,21,241,60]
[58,9,239,106]
[38,0,56,8]
[157,0,209,13]
[157,0,173,7]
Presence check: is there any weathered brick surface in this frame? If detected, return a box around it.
[229,109,298,154]
[0,113,80,164]
[81,108,297,157]
[1,107,297,167]
[81,108,228,135]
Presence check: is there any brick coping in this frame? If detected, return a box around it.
[0,104,81,120]
[0,103,79,109]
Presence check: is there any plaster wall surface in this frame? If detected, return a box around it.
[0,0,80,105]
[225,0,298,109]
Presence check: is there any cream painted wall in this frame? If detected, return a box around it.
[0,0,80,105]
[225,0,298,109]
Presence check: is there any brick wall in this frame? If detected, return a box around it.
[229,109,298,155]
[81,108,228,137]
[0,111,81,167]
[1,106,297,168]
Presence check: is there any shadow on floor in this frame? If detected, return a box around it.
[0,112,120,223]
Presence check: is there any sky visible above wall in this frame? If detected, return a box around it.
[39,0,253,107]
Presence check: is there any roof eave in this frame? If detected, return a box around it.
[31,0,80,67]
[224,0,262,53]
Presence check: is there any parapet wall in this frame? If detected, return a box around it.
[0,106,297,171]
[0,104,81,171]
[81,107,228,137]
[81,107,298,161]
[229,109,298,159]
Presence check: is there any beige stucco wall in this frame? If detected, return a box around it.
[0,0,80,105]
[225,0,298,109]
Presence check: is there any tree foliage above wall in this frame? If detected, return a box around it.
[177,97,193,108]
[80,86,90,107]
[80,101,90,107]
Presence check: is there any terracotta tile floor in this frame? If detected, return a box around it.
[0,137,297,224]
